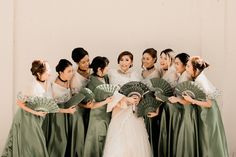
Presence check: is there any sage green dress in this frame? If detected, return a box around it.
[2,80,52,157]
[66,68,91,157]
[140,67,161,157]
[158,71,200,157]
[46,82,71,157]
[195,72,229,157]
[83,74,111,157]
[70,68,91,140]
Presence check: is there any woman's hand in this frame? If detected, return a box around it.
[168,96,179,103]
[84,101,93,108]
[67,106,77,114]
[35,111,47,117]
[105,96,114,104]
[125,97,136,105]
[147,111,159,118]
[182,92,194,103]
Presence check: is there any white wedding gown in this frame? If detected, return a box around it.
[103,69,151,157]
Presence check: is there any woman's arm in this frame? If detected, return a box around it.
[168,96,190,105]
[17,100,47,117]
[59,106,77,114]
[91,96,113,109]
[182,94,212,108]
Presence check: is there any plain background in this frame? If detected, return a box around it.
[1,0,235,155]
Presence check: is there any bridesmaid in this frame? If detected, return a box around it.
[183,56,229,157]
[68,47,91,157]
[155,49,179,157]
[47,59,77,157]
[83,56,113,157]
[159,48,178,87]
[2,60,52,157]
[70,47,91,134]
[141,48,161,86]
[140,48,160,156]
[70,47,90,93]
[167,53,199,157]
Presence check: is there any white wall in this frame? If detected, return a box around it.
[223,0,236,155]
[1,0,235,155]
[0,0,14,152]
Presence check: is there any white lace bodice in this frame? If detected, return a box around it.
[160,65,179,88]
[195,72,220,99]
[109,68,140,87]
[70,66,89,94]
[177,71,192,84]
[141,67,161,88]
[52,82,71,103]
[17,79,53,102]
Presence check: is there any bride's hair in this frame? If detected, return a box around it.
[117,51,133,68]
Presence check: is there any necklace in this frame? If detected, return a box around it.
[58,76,67,83]
[37,78,45,83]
[146,65,155,71]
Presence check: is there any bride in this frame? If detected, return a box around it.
[103,51,151,157]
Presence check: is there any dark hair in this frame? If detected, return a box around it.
[89,56,109,74]
[160,48,174,55]
[190,56,209,77]
[56,59,72,73]
[143,48,157,63]
[175,53,190,66]
[160,48,175,63]
[117,51,133,68]
[30,60,47,81]
[71,47,89,63]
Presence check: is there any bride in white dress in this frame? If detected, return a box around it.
[103,51,151,157]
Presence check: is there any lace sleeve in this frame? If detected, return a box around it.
[195,72,220,100]
[17,91,30,102]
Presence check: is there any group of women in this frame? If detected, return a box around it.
[1,47,229,157]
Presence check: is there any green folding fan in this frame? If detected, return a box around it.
[137,96,163,117]
[119,81,150,97]
[94,84,119,102]
[175,81,206,101]
[27,96,59,113]
[150,78,173,102]
[62,93,85,108]
[79,88,95,104]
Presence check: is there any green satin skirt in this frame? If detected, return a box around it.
[158,102,199,157]
[46,112,69,157]
[66,107,85,157]
[83,105,111,157]
[197,100,229,157]
[2,109,49,157]
[144,111,161,157]
[157,100,229,157]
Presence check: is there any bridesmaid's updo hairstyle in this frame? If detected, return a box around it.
[117,51,133,68]
[190,56,209,77]
[143,48,157,63]
[160,48,175,63]
[55,59,72,74]
[89,56,109,74]
[175,53,190,66]
[30,60,47,81]
[71,47,88,63]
